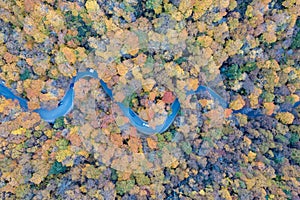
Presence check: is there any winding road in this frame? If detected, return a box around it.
[1,69,299,135]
